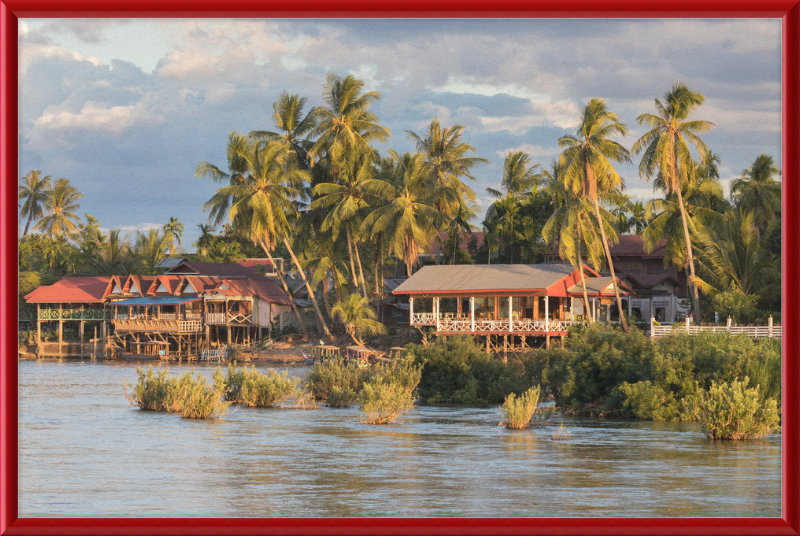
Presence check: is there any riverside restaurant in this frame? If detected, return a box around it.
[392,263,633,353]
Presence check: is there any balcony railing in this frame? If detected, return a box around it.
[114,318,203,333]
[206,313,226,324]
[413,314,581,333]
[38,309,112,321]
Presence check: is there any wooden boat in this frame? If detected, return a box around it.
[302,344,341,365]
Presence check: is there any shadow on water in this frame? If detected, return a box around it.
[18,360,781,518]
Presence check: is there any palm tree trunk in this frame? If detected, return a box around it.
[259,239,308,337]
[23,213,33,236]
[576,218,594,325]
[353,237,369,298]
[374,237,382,311]
[675,186,702,323]
[282,237,332,338]
[321,271,335,323]
[345,226,360,295]
[592,196,629,332]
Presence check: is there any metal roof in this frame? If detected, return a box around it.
[155,257,186,268]
[392,264,577,294]
[110,297,202,306]
[566,277,633,296]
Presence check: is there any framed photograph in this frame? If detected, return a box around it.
[2,1,798,534]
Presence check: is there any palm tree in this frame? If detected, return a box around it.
[445,203,478,264]
[307,73,391,166]
[311,148,392,297]
[249,92,318,166]
[332,293,387,346]
[559,98,630,331]
[629,201,648,234]
[201,240,246,263]
[35,178,83,239]
[193,224,215,256]
[407,119,487,217]
[163,217,184,255]
[487,151,542,199]
[19,170,52,236]
[88,230,135,275]
[197,138,332,338]
[691,208,780,302]
[730,153,781,230]
[134,228,171,274]
[631,82,716,323]
[363,151,447,276]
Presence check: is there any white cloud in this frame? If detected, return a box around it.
[34,101,163,136]
[19,43,103,75]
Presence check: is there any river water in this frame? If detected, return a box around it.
[18,359,781,518]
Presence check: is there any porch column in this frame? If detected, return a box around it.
[470,297,475,332]
[409,297,414,325]
[628,296,633,318]
[650,299,654,322]
[606,303,611,323]
[592,298,597,323]
[544,296,549,332]
[508,296,513,332]
[670,294,675,324]
[80,320,85,353]
[435,297,440,332]
[37,304,41,344]
[533,296,539,320]
[559,298,564,321]
[769,315,773,338]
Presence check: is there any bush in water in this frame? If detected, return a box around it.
[180,373,232,419]
[214,362,300,407]
[693,378,780,440]
[124,366,230,419]
[359,361,422,425]
[326,387,359,408]
[499,386,553,429]
[305,359,372,402]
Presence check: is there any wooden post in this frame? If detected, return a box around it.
[544,296,549,332]
[546,334,550,350]
[651,316,654,336]
[559,298,564,321]
[435,297,440,332]
[80,320,85,356]
[486,335,490,353]
[727,316,732,331]
[206,325,211,350]
[533,296,539,320]
[769,315,773,338]
[227,326,232,346]
[629,296,633,319]
[409,297,414,325]
[503,335,508,363]
[58,303,63,356]
[508,295,513,332]
[37,304,41,344]
[670,294,675,324]
[93,326,97,359]
[686,315,691,328]
[470,297,475,332]
[494,297,499,320]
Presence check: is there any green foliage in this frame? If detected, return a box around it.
[124,367,230,418]
[710,288,758,325]
[693,378,780,440]
[359,360,422,425]
[612,381,680,421]
[326,387,359,408]
[499,386,543,429]
[408,334,526,404]
[214,362,300,407]
[305,359,372,401]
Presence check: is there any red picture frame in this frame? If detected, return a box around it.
[1,2,798,534]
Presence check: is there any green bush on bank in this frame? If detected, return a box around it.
[693,378,780,440]
[406,335,526,404]
[305,359,373,402]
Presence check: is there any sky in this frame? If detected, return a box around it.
[18,18,782,249]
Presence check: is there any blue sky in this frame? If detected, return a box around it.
[18,18,782,249]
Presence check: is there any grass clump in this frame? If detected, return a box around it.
[359,361,422,425]
[499,386,550,429]
[326,387,359,408]
[693,377,780,440]
[214,362,300,407]
[124,366,230,419]
[306,359,372,402]
[551,422,571,440]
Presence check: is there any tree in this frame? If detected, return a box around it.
[407,119,487,217]
[197,137,332,338]
[194,224,215,256]
[332,293,387,346]
[307,73,391,166]
[363,151,447,276]
[632,82,716,323]
[163,217,184,255]
[559,98,631,331]
[36,178,83,239]
[250,91,318,167]
[134,228,171,274]
[487,151,542,199]
[19,170,52,237]
[444,203,478,265]
[87,230,136,276]
[730,153,781,230]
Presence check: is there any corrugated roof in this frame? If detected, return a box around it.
[546,234,669,258]
[155,257,186,268]
[110,297,202,306]
[392,264,577,294]
[207,278,293,305]
[622,273,682,288]
[25,277,110,303]
[166,261,260,278]
[428,231,487,255]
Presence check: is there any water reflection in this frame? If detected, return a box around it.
[18,360,781,517]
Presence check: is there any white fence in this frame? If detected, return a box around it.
[416,315,582,333]
[651,317,780,341]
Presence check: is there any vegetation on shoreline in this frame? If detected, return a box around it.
[124,367,231,419]
[214,362,301,408]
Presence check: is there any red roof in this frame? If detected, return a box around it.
[237,259,275,272]
[205,278,292,305]
[546,234,668,259]
[25,277,111,304]
[429,231,486,255]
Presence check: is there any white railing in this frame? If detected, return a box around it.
[206,313,226,324]
[179,320,203,332]
[651,323,780,340]
[411,312,436,325]
[429,318,582,333]
[228,312,253,324]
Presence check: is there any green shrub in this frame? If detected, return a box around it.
[125,366,230,419]
[611,381,679,421]
[359,361,422,425]
[214,363,300,407]
[693,378,780,440]
[180,374,231,419]
[326,387,359,408]
[499,386,547,429]
[305,359,372,401]
[408,335,526,404]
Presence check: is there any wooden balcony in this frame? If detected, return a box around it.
[412,314,580,334]
[205,312,253,325]
[38,308,112,321]
[114,318,203,333]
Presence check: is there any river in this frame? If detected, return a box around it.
[17,359,781,518]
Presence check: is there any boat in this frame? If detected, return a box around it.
[302,344,341,365]
[345,346,373,368]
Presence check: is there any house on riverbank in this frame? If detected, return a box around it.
[392,263,633,352]
[24,266,294,358]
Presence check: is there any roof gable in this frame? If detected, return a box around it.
[25,277,111,304]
